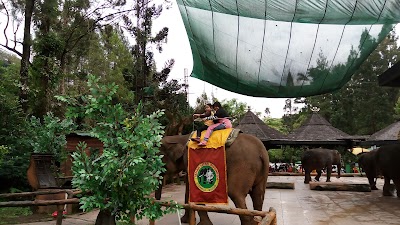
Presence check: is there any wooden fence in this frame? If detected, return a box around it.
[171,203,277,225]
[0,189,80,225]
[0,191,277,225]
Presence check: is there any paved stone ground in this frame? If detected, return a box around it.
[14,176,400,225]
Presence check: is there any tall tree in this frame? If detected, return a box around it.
[30,0,62,116]
[20,0,35,113]
[120,1,192,135]
[122,0,172,104]
[2,0,131,116]
[0,51,31,191]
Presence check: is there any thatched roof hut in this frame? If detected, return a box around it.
[286,112,352,141]
[360,121,400,146]
[368,121,400,141]
[236,110,285,141]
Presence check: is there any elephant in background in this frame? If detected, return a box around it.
[375,144,400,197]
[157,133,269,225]
[155,135,187,200]
[357,149,379,190]
[301,148,341,184]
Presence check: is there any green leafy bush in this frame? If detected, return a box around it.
[27,112,75,163]
[62,75,178,222]
[0,145,8,165]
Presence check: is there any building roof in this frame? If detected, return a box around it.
[368,121,400,141]
[235,110,286,141]
[286,112,351,141]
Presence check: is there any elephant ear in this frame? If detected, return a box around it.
[163,140,185,162]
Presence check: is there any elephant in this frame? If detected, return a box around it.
[301,148,341,184]
[357,149,379,190]
[156,133,269,225]
[375,144,400,197]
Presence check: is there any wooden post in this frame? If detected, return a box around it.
[56,205,64,225]
[189,208,196,225]
[149,220,155,225]
[269,207,277,225]
[258,207,277,225]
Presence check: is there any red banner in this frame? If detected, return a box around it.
[188,146,228,204]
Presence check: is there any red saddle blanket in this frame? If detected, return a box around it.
[188,129,231,204]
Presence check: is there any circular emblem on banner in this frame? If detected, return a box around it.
[194,162,219,192]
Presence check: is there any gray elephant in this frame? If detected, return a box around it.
[301,148,341,184]
[376,144,400,197]
[357,149,379,190]
[157,133,269,225]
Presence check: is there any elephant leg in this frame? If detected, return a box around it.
[250,182,266,211]
[181,174,191,223]
[304,169,311,184]
[336,164,341,179]
[230,193,256,225]
[326,165,332,182]
[197,210,213,225]
[368,175,378,190]
[392,178,400,198]
[315,170,322,182]
[383,176,395,196]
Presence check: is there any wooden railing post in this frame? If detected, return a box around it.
[56,205,64,225]
[189,207,196,225]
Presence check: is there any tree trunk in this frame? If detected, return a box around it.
[154,176,164,200]
[19,0,35,113]
[95,209,116,225]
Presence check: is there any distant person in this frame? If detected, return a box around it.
[353,165,359,173]
[191,103,214,143]
[198,102,232,146]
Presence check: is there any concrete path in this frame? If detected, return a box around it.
[14,176,400,225]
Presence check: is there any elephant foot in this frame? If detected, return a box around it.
[371,186,378,190]
[326,180,331,182]
[383,191,394,196]
[304,180,310,184]
[181,213,189,223]
[197,220,213,225]
[383,184,396,196]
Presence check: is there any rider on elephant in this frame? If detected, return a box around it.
[197,101,232,146]
[191,103,214,143]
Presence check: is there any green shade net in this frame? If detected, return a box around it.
[176,0,400,97]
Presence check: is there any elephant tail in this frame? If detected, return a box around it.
[261,151,270,177]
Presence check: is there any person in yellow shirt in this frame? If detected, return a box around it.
[191,103,214,143]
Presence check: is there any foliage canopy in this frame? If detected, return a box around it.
[59,75,178,222]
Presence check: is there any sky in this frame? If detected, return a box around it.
[152,1,288,118]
